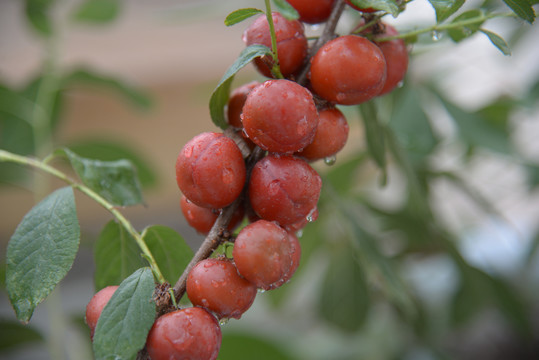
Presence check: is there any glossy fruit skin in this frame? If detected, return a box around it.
[287,0,335,24]
[372,24,408,96]
[146,307,222,360]
[243,12,308,77]
[285,207,318,233]
[248,154,322,226]
[281,232,302,284]
[187,258,257,319]
[296,107,349,161]
[180,195,244,235]
[233,220,298,290]
[176,132,246,209]
[241,80,319,154]
[85,285,118,340]
[227,81,260,128]
[310,35,387,105]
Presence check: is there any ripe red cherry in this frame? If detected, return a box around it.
[310,35,387,105]
[241,79,318,154]
[243,12,308,77]
[176,132,246,209]
[227,81,260,128]
[372,24,409,96]
[85,285,118,339]
[187,258,257,319]
[233,220,299,290]
[146,307,221,360]
[287,0,336,24]
[296,107,349,161]
[248,154,322,226]
[180,195,244,235]
[345,0,377,12]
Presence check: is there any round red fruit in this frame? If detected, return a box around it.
[176,132,246,209]
[180,195,244,235]
[227,81,260,129]
[372,24,409,96]
[146,307,221,360]
[310,35,387,105]
[187,258,257,319]
[241,79,318,154]
[249,154,322,226]
[233,220,298,290]
[243,12,308,77]
[287,0,336,24]
[85,285,118,340]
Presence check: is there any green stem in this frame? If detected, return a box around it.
[0,149,167,284]
[264,0,284,79]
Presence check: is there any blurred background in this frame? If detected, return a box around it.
[1,0,539,359]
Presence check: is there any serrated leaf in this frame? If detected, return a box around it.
[427,0,465,22]
[480,29,512,55]
[25,0,55,36]
[272,0,300,20]
[142,225,193,285]
[448,10,485,42]
[219,332,296,360]
[6,187,80,323]
[61,148,144,207]
[348,0,401,17]
[72,0,120,24]
[359,102,387,180]
[93,267,156,360]
[503,0,536,23]
[224,8,264,26]
[0,319,44,351]
[209,45,272,129]
[94,221,146,291]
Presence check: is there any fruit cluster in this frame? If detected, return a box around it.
[85,1,409,359]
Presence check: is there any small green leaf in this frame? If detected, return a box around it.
[94,221,145,291]
[61,148,144,207]
[348,0,401,17]
[427,0,465,22]
[448,10,485,42]
[142,225,193,285]
[93,267,156,360]
[503,0,536,23]
[25,0,55,36]
[0,319,44,351]
[219,332,296,360]
[359,102,387,181]
[72,0,121,24]
[272,0,300,20]
[209,45,272,129]
[224,8,264,26]
[6,187,80,323]
[480,29,512,55]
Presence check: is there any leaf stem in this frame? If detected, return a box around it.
[264,0,284,79]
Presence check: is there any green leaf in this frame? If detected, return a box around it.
[427,0,465,22]
[480,29,512,55]
[142,225,193,285]
[224,8,264,26]
[359,102,387,182]
[61,148,144,207]
[324,152,367,196]
[62,68,152,109]
[0,319,44,351]
[272,0,300,20]
[219,332,296,360]
[318,245,370,333]
[347,0,401,17]
[448,10,485,42]
[525,163,539,189]
[72,0,121,24]
[94,221,146,291]
[503,0,536,23]
[6,187,80,323]
[209,45,272,129]
[66,139,157,188]
[93,268,156,360]
[25,0,55,36]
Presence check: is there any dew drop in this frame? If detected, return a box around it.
[397,80,405,88]
[296,116,309,136]
[184,145,194,158]
[324,155,337,166]
[219,318,229,326]
[431,30,441,42]
[257,288,266,294]
[221,167,234,184]
[296,229,304,238]
[268,180,280,196]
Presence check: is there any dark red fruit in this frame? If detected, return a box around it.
[287,0,336,24]
[241,79,318,154]
[285,207,318,233]
[227,81,260,128]
[249,154,322,226]
[180,195,244,235]
[176,132,246,209]
[187,258,257,319]
[372,24,409,96]
[296,107,349,161]
[243,12,308,77]
[85,285,118,340]
[310,35,387,105]
[281,232,302,284]
[233,220,298,290]
[146,307,222,360]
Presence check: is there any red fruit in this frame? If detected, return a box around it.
[85,285,118,339]
[187,258,257,319]
[146,307,222,360]
[281,232,302,284]
[296,107,349,161]
[241,79,319,154]
[372,24,409,96]
[310,35,387,105]
[227,81,260,128]
[233,220,298,290]
[287,0,336,24]
[345,0,377,12]
[180,195,244,235]
[243,12,308,77]
[249,154,322,226]
[285,207,318,233]
[176,132,246,209]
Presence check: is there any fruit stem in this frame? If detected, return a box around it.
[264,0,284,79]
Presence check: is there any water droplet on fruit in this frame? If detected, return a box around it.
[306,208,317,222]
[184,145,193,158]
[221,167,234,184]
[397,80,405,88]
[219,318,229,326]
[431,30,441,41]
[257,288,266,294]
[324,155,337,166]
[268,180,280,195]
[296,229,304,238]
[296,116,308,136]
